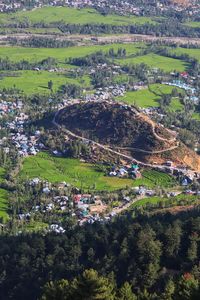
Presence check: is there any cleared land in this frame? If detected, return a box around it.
[117,83,184,108]
[0,7,157,26]
[116,53,189,72]
[19,152,176,191]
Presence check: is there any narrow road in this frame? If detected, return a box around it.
[112,143,179,154]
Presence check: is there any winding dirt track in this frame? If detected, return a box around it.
[52,107,194,175]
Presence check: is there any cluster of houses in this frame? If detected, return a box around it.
[0,99,23,116]
[8,115,43,156]
[0,97,47,157]
[85,84,125,101]
[109,163,142,179]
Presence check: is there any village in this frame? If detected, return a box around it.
[0,0,199,15]
[0,63,200,234]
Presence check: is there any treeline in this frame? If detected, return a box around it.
[8,37,75,48]
[58,21,200,38]
[69,48,127,67]
[40,268,200,300]
[0,208,200,299]
[0,57,58,71]
[2,19,200,38]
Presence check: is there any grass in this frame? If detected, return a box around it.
[169,47,200,63]
[19,152,176,191]
[192,112,200,121]
[168,98,184,112]
[116,53,189,72]
[117,83,184,108]
[0,43,144,63]
[0,70,91,94]
[0,7,157,26]
[131,194,200,209]
[184,22,200,28]
[0,167,9,222]
[23,221,49,233]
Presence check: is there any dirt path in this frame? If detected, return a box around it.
[52,108,194,175]
[113,143,179,154]
[1,33,200,46]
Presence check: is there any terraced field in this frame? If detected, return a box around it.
[19,152,176,191]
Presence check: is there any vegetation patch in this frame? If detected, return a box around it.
[0,70,91,94]
[170,47,200,63]
[0,7,157,26]
[0,43,144,63]
[0,167,9,222]
[19,152,175,191]
[117,53,189,72]
[117,83,184,108]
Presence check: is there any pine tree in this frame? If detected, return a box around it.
[41,279,70,300]
[71,269,115,300]
[161,279,175,300]
[116,282,136,300]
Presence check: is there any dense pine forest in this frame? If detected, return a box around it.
[0,208,200,299]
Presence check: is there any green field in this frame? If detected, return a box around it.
[19,152,176,191]
[0,70,91,94]
[0,43,144,63]
[0,167,9,221]
[117,83,184,108]
[0,7,156,26]
[184,22,200,28]
[170,47,200,63]
[117,53,189,72]
[131,194,200,209]
[0,43,144,94]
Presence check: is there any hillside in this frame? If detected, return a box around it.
[56,101,200,171]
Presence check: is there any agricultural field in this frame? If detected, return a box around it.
[0,43,144,63]
[131,194,200,209]
[0,7,157,26]
[116,53,189,72]
[169,47,200,63]
[0,167,9,222]
[19,152,176,191]
[0,70,91,94]
[117,83,184,108]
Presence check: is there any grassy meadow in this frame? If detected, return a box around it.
[0,7,157,26]
[19,152,176,191]
[0,43,144,63]
[117,53,189,72]
[131,194,200,209]
[0,70,91,94]
[170,47,200,63]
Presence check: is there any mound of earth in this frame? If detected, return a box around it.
[56,101,200,171]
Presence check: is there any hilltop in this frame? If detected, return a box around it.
[56,101,200,171]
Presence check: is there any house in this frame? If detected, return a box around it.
[182,178,189,186]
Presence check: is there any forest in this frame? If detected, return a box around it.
[0,207,200,299]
